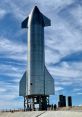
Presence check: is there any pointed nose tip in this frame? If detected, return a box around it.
[32,6,40,14]
[33,6,39,10]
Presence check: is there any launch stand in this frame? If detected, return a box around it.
[24,95,49,111]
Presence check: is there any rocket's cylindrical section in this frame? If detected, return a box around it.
[30,25,44,75]
[27,10,45,95]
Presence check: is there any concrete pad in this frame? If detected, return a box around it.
[0,111,82,117]
[0,111,44,117]
[40,111,82,117]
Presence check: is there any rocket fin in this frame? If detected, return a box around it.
[21,17,29,28]
[19,71,27,96]
[42,14,51,27]
[45,66,54,95]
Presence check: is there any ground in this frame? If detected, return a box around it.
[0,111,82,117]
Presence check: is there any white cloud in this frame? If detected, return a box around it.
[73,88,82,92]
[0,87,6,92]
[0,37,25,53]
[0,37,27,61]
[48,62,82,78]
[56,81,73,86]
[77,92,82,95]
[70,3,82,26]
[0,81,23,109]
[0,9,6,19]
[45,14,82,65]
[0,63,26,79]
[55,86,64,91]
[0,81,19,101]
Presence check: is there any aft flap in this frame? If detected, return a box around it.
[19,71,27,96]
[45,66,54,95]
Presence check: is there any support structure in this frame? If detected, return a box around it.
[24,95,49,111]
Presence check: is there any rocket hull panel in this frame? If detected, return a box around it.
[19,71,27,96]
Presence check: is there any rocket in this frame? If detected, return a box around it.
[19,6,54,96]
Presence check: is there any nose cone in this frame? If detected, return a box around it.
[32,6,40,14]
[22,6,51,28]
[30,6,44,26]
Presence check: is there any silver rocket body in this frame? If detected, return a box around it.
[19,6,54,96]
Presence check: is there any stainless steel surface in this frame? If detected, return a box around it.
[19,6,54,96]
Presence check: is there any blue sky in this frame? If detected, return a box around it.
[0,0,82,109]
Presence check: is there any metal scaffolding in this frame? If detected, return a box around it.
[24,95,49,111]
